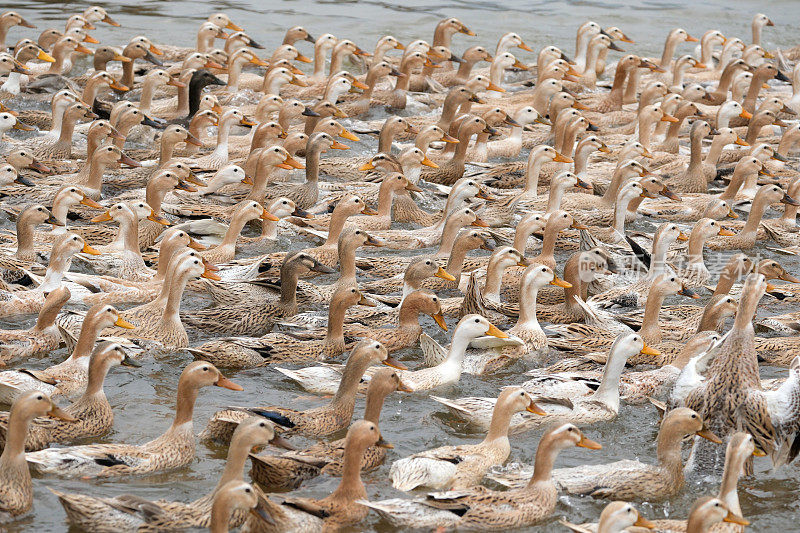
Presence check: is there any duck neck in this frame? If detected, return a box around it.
[139,78,157,114]
[34,293,64,331]
[601,168,629,205]
[612,193,632,235]
[331,355,370,410]
[517,284,540,327]
[659,35,679,68]
[324,207,351,247]
[718,168,746,201]
[170,375,199,428]
[437,94,465,131]
[640,287,666,343]
[159,137,178,167]
[778,132,800,158]
[714,63,739,99]
[338,243,358,285]
[48,101,68,137]
[56,111,78,149]
[226,58,244,91]
[304,144,322,185]
[0,404,35,473]
[162,267,192,325]
[435,216,466,257]
[70,316,103,361]
[443,329,472,368]
[713,264,741,298]
[15,215,35,259]
[121,58,135,88]
[743,73,766,113]
[330,437,368,503]
[214,435,254,493]
[623,68,641,104]
[211,116,233,160]
[145,180,168,215]
[686,229,709,264]
[591,345,626,410]
[397,298,423,330]
[656,426,686,475]
[742,193,770,235]
[217,209,251,251]
[528,436,559,486]
[39,254,70,292]
[563,254,586,311]
[85,153,111,193]
[482,259,507,302]
[362,385,390,425]
[607,62,630,104]
[312,44,330,79]
[524,153,546,193]
[704,135,727,166]
[538,221,560,264]
[545,182,568,215]
[116,213,142,256]
[324,297,349,349]
[278,265,300,314]
[82,356,112,398]
[445,239,471,279]
[718,450,746,515]
[483,400,514,443]
[176,78,191,117]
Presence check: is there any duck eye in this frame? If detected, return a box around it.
[203,367,208,371]
[474,318,480,323]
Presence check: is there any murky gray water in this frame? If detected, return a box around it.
[1,0,800,531]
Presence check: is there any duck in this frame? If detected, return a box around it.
[0,302,133,404]
[649,496,750,533]
[53,416,291,531]
[423,115,495,185]
[390,387,544,491]
[0,391,74,519]
[249,367,408,491]
[489,407,720,501]
[25,361,242,478]
[0,285,70,363]
[241,420,391,533]
[361,423,601,530]
[432,333,656,433]
[685,273,800,471]
[199,201,279,263]
[0,342,138,452]
[201,339,401,443]
[189,285,371,368]
[560,501,656,533]
[209,481,266,533]
[676,218,736,288]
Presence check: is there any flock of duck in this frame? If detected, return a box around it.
[0,4,798,532]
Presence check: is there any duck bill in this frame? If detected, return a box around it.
[526,399,547,415]
[301,106,320,117]
[633,514,656,529]
[459,25,476,36]
[758,167,774,177]
[188,238,206,251]
[37,49,55,62]
[339,129,360,142]
[718,227,736,236]
[738,109,753,120]
[481,240,495,251]
[471,216,489,228]
[185,133,202,146]
[781,193,800,206]
[640,343,660,356]
[310,262,333,275]
[114,53,132,63]
[396,379,414,393]
[576,434,603,449]
[772,152,788,162]
[204,59,224,69]
[109,127,126,141]
[661,113,679,123]
[766,282,777,292]
[214,375,243,391]
[167,77,187,88]
[292,206,313,219]
[361,205,378,215]
[734,136,749,146]
[476,188,494,201]
[382,356,408,370]
[435,266,456,281]
[554,152,573,163]
[102,14,120,26]
[779,272,800,283]
[575,178,592,190]
[251,499,276,526]
[677,231,689,241]
[350,79,368,90]
[486,323,508,339]
[46,213,63,226]
[512,59,529,70]
[357,293,377,307]
[723,511,749,526]
[331,140,350,150]
[359,161,375,171]
[81,243,102,255]
[91,211,113,223]
[48,404,77,422]
[83,34,100,44]
[503,115,521,127]
[260,209,279,221]
[432,312,448,331]
[696,425,722,443]
[405,182,424,192]
[79,195,102,208]
[534,115,552,126]
[176,180,197,192]
[679,285,700,299]
[365,234,384,247]
[517,41,533,52]
[14,175,34,186]
[12,120,35,131]
[269,433,295,450]
[441,133,459,143]
[376,436,394,449]
[29,158,50,173]
[660,186,681,201]
[120,153,141,168]
[114,316,136,329]
[726,208,738,219]
[282,155,305,169]
[550,276,572,288]
[75,44,94,55]
[121,355,141,367]
[486,81,505,93]
[421,156,438,168]
[290,75,308,87]
[148,211,172,226]
[239,117,256,127]
[469,93,485,104]
[571,220,589,230]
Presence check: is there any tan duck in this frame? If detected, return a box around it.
[390,387,544,491]
[0,303,133,404]
[249,367,408,491]
[189,285,371,368]
[0,286,70,363]
[201,339,401,443]
[30,102,96,160]
[208,481,265,533]
[200,201,279,263]
[488,407,720,500]
[110,252,219,351]
[423,115,495,185]
[0,391,73,519]
[361,423,601,530]
[0,342,138,452]
[432,333,655,433]
[559,501,656,533]
[26,361,241,478]
[242,420,391,533]
[54,416,291,531]
[649,496,749,533]
[686,273,800,471]
[676,218,736,288]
